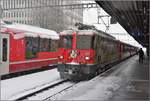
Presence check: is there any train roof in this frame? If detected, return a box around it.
[60,30,95,35]
[95,30,116,40]
[119,40,138,48]
[60,29,116,40]
[0,21,59,40]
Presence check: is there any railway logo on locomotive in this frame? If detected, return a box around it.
[70,50,78,58]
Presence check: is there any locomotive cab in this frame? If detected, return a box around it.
[58,30,95,64]
[58,30,96,80]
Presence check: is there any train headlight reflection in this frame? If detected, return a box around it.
[59,56,64,59]
[85,56,90,60]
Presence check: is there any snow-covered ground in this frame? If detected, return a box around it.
[51,76,123,100]
[27,81,75,100]
[50,72,124,100]
[1,69,60,100]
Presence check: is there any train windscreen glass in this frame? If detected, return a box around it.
[77,35,93,49]
[59,35,73,49]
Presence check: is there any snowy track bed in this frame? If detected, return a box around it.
[10,80,68,100]
[33,61,123,100]
[50,76,123,100]
[1,69,61,100]
[27,81,76,100]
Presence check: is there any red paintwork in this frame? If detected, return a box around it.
[118,41,137,60]
[1,28,59,74]
[38,52,59,59]
[10,59,57,73]
[72,32,76,49]
[59,48,95,64]
[58,32,95,64]
[10,32,25,62]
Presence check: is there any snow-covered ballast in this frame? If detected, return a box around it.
[1,20,59,40]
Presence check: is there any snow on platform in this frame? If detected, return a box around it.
[1,69,60,100]
[51,72,123,100]
[51,55,149,100]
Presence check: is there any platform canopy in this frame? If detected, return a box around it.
[96,0,149,47]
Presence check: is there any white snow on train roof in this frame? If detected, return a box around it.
[78,30,95,35]
[1,21,59,40]
[60,29,116,40]
[60,30,74,35]
[60,30,95,35]
[96,30,116,40]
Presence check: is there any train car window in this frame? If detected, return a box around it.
[124,45,129,52]
[77,35,92,49]
[2,38,7,62]
[39,38,51,52]
[59,35,72,49]
[25,37,39,59]
[109,41,118,59]
[50,40,58,51]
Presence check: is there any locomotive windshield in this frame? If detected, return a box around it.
[77,35,93,49]
[59,35,73,49]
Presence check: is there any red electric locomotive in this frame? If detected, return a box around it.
[57,30,138,80]
[0,21,59,77]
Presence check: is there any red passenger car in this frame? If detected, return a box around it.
[0,21,59,76]
[57,30,138,80]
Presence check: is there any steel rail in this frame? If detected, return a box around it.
[15,79,68,100]
[43,83,76,101]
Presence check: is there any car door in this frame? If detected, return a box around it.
[0,33,10,75]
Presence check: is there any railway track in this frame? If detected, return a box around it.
[15,79,70,100]
[18,67,116,100]
[43,82,76,101]
[43,66,118,100]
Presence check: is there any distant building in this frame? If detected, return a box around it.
[0,0,83,32]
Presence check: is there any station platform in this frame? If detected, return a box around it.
[48,54,149,100]
[108,55,149,101]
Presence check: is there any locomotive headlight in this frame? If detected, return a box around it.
[85,56,90,60]
[59,56,64,59]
